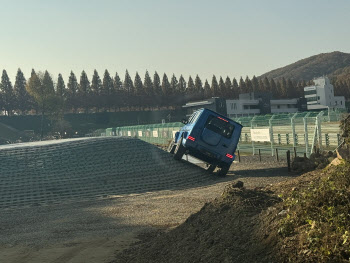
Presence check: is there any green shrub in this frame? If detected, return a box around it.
[279,162,350,262]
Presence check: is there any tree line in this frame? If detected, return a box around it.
[1,68,347,117]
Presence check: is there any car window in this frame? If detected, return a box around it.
[187,113,196,124]
[191,111,201,124]
[204,115,235,139]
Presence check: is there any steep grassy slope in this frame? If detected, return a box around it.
[260,51,350,81]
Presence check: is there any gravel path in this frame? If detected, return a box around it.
[0,138,294,263]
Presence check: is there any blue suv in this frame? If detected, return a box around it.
[168,108,243,176]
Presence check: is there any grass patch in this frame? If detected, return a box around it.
[278,161,350,262]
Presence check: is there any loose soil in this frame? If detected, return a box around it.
[0,141,294,263]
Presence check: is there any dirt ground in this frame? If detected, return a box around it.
[0,155,294,263]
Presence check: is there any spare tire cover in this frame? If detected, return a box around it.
[201,128,221,146]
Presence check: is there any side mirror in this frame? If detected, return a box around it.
[181,119,188,124]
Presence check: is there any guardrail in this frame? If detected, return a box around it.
[104,110,344,156]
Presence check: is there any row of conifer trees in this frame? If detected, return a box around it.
[1,68,344,116]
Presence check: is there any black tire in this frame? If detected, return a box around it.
[174,137,186,161]
[167,141,176,154]
[206,164,216,173]
[218,164,230,177]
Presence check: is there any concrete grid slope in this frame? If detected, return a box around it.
[0,137,210,209]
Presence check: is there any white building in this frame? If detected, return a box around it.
[270,99,306,113]
[226,93,261,118]
[226,99,260,118]
[226,92,307,118]
[304,77,345,110]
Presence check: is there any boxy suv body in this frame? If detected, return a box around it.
[169,108,242,176]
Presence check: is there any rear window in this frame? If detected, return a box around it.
[204,115,235,139]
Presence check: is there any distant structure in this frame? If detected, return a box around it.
[304,76,345,110]
[226,92,306,118]
[182,98,227,117]
[183,93,307,118]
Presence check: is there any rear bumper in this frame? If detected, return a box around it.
[184,140,235,165]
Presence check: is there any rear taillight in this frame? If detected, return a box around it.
[188,136,195,141]
[226,153,233,159]
[218,117,228,122]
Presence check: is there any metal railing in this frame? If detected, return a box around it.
[104,110,344,156]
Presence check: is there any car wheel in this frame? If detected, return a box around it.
[174,137,186,161]
[206,164,216,173]
[218,164,230,177]
[167,141,176,154]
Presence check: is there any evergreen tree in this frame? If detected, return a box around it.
[91,70,102,111]
[134,72,144,109]
[153,71,162,108]
[270,78,278,98]
[218,77,226,97]
[134,72,143,96]
[203,79,211,99]
[122,70,134,108]
[56,73,65,99]
[56,73,66,114]
[0,70,15,115]
[113,72,123,91]
[102,70,112,96]
[178,75,186,105]
[143,71,153,108]
[170,74,178,95]
[14,68,30,114]
[123,70,134,94]
[178,75,186,94]
[281,77,287,98]
[224,76,232,98]
[258,79,264,93]
[245,76,253,93]
[232,78,239,98]
[27,70,57,139]
[113,72,123,110]
[296,80,307,98]
[238,77,246,94]
[194,75,203,100]
[161,73,171,106]
[251,76,259,93]
[276,80,282,99]
[102,70,114,111]
[186,76,195,102]
[91,70,102,95]
[67,71,78,113]
[263,77,271,93]
[170,74,179,105]
[67,71,79,112]
[144,71,153,96]
[286,78,295,98]
[211,75,219,97]
[79,70,91,113]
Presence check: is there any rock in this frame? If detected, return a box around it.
[327,157,344,167]
[232,181,244,188]
[278,210,287,216]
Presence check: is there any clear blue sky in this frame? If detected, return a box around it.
[1,0,349,84]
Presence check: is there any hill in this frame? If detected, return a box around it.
[260,51,350,81]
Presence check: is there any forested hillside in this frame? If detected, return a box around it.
[260,51,350,81]
[260,51,350,98]
[0,51,349,119]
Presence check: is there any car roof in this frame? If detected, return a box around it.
[199,108,243,128]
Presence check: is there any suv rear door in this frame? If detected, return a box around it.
[200,114,235,151]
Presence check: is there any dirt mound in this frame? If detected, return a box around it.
[291,151,336,173]
[0,137,210,209]
[111,184,281,263]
